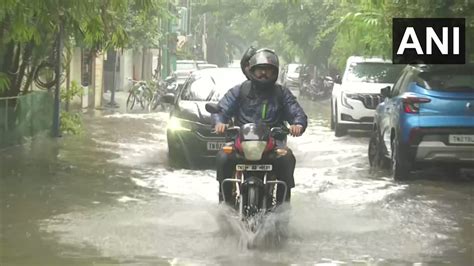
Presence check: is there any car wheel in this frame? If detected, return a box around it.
[390,134,411,180]
[167,133,187,168]
[368,128,390,169]
[330,99,335,130]
[334,106,347,137]
[442,165,461,178]
[334,104,347,137]
[335,124,347,137]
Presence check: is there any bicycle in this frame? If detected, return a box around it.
[126,78,153,111]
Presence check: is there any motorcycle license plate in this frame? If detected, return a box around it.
[236,164,272,171]
[207,142,225,151]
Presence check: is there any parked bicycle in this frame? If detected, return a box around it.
[126,78,153,111]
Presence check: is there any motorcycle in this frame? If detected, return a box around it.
[322,76,334,97]
[301,76,334,101]
[205,103,290,234]
[301,78,325,100]
[164,75,178,94]
[149,78,168,111]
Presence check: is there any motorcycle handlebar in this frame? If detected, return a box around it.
[211,125,289,137]
[128,78,147,86]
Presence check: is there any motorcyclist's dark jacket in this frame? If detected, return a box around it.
[212,80,308,131]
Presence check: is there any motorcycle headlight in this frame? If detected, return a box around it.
[241,141,267,161]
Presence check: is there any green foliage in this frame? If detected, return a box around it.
[123,0,169,49]
[59,80,83,135]
[60,111,83,135]
[0,72,10,93]
[1,0,166,97]
[194,0,473,74]
[60,80,83,103]
[327,0,473,71]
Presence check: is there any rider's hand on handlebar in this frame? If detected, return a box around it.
[214,123,227,134]
[289,124,304,137]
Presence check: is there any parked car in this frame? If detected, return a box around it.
[197,63,218,70]
[162,67,247,168]
[172,60,208,92]
[281,63,301,89]
[368,63,474,180]
[331,56,405,136]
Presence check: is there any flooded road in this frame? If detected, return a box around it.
[1,99,473,265]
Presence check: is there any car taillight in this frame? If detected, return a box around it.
[403,97,431,113]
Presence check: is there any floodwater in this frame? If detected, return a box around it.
[1,98,473,266]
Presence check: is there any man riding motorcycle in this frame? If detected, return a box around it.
[212,48,308,205]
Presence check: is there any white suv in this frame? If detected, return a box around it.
[331,56,404,137]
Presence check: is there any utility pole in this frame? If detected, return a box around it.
[202,13,207,61]
[187,0,191,36]
[52,16,63,137]
[108,50,118,107]
[161,6,169,78]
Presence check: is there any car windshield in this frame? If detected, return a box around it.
[418,67,474,92]
[345,62,404,83]
[287,64,300,74]
[198,64,218,69]
[181,72,245,101]
[176,63,195,71]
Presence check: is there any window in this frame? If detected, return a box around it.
[181,76,214,101]
[390,71,407,97]
[180,72,245,101]
[344,62,405,83]
[176,63,196,71]
[398,71,416,95]
[418,67,474,92]
[80,49,92,86]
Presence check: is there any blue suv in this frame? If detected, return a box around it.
[368,64,474,180]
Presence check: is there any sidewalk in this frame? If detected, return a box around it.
[102,90,129,113]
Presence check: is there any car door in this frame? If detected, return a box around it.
[392,70,419,144]
[380,71,407,148]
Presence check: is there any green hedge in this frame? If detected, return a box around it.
[0,91,53,148]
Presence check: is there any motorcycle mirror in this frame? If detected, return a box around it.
[225,126,240,142]
[380,86,391,98]
[205,103,220,114]
[271,127,288,139]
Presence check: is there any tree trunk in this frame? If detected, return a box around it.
[6,44,21,96]
[22,65,37,94]
[15,41,34,94]
[1,42,15,73]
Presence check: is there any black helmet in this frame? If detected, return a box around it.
[248,48,280,89]
[240,46,257,80]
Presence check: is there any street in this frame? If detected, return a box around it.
[1,98,473,266]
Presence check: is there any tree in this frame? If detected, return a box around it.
[0,0,167,97]
[190,0,473,71]
[327,0,474,70]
